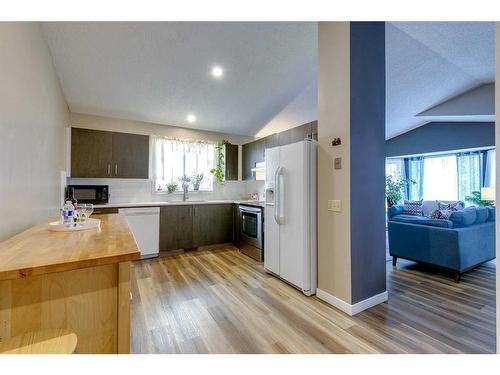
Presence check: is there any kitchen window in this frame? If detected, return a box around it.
[152,136,216,192]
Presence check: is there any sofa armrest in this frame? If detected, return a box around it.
[388,205,403,220]
[455,222,496,270]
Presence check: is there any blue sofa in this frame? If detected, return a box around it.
[388,203,496,282]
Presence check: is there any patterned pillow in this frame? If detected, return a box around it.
[403,199,423,216]
[429,209,453,219]
[438,201,462,212]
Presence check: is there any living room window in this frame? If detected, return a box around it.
[388,148,494,203]
[422,155,458,201]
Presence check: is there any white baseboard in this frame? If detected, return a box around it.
[316,289,388,316]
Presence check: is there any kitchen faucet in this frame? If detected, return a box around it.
[182,184,189,201]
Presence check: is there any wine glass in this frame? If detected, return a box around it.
[86,204,94,220]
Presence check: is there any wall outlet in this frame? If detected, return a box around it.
[328,200,341,212]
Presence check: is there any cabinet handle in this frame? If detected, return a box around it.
[188,207,192,216]
[115,164,118,175]
[107,164,111,175]
[194,207,197,216]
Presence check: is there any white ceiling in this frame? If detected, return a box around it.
[42,22,494,140]
[386,22,494,139]
[41,22,317,137]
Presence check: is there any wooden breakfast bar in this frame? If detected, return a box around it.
[0,214,140,353]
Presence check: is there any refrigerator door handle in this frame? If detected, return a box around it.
[277,167,285,224]
[274,166,282,224]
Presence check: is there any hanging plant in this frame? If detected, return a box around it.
[210,140,228,184]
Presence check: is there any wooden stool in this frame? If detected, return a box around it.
[0,329,78,354]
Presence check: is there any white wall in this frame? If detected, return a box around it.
[317,22,352,304]
[0,23,69,241]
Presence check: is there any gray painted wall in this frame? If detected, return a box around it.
[350,22,387,304]
[386,122,495,157]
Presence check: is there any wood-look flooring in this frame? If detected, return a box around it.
[130,246,496,354]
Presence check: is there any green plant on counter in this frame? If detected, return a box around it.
[192,173,204,191]
[210,140,227,184]
[465,191,494,207]
[179,175,191,190]
[386,175,415,207]
[165,182,178,194]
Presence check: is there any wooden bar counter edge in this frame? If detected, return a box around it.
[0,214,140,354]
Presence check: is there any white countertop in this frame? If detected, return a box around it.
[94,199,262,208]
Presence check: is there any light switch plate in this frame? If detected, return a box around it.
[334,157,342,170]
[328,200,341,212]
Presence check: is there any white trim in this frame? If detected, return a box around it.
[316,289,388,316]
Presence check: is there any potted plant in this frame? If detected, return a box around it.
[192,173,204,191]
[179,175,191,192]
[465,191,494,207]
[166,182,178,194]
[386,175,414,207]
[210,140,227,184]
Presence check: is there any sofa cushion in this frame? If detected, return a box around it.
[475,207,489,224]
[449,207,477,228]
[391,214,453,228]
[422,200,438,217]
[403,199,423,216]
[487,206,495,221]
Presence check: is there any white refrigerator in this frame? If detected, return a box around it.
[264,139,317,296]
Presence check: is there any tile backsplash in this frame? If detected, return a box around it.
[67,178,265,203]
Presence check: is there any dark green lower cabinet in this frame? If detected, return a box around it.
[159,205,193,251]
[192,204,233,247]
[159,204,234,252]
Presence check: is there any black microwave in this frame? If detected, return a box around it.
[67,185,109,204]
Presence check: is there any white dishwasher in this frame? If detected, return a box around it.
[119,207,160,259]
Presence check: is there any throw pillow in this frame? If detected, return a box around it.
[403,199,423,216]
[429,209,453,219]
[438,201,462,211]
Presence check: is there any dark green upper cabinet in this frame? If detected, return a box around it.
[111,132,149,179]
[242,138,265,181]
[278,121,317,146]
[71,128,149,179]
[224,143,238,181]
[71,128,113,178]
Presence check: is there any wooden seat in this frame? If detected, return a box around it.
[0,329,77,354]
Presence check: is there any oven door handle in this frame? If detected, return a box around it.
[239,206,262,214]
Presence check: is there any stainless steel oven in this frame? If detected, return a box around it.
[237,204,263,261]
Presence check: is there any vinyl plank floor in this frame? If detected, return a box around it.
[131,246,496,354]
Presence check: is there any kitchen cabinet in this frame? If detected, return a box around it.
[71,128,149,179]
[71,128,113,178]
[112,132,149,178]
[242,138,265,180]
[159,205,193,251]
[278,121,317,146]
[159,204,233,251]
[192,204,233,246]
[224,143,238,181]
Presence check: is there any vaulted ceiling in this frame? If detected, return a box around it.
[386,22,495,139]
[41,22,317,137]
[42,22,494,139]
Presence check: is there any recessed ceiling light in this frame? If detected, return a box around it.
[211,65,224,78]
[187,114,197,123]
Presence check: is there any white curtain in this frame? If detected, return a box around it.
[484,149,496,187]
[152,136,216,191]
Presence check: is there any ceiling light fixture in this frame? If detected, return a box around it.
[211,65,224,78]
[187,114,197,123]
